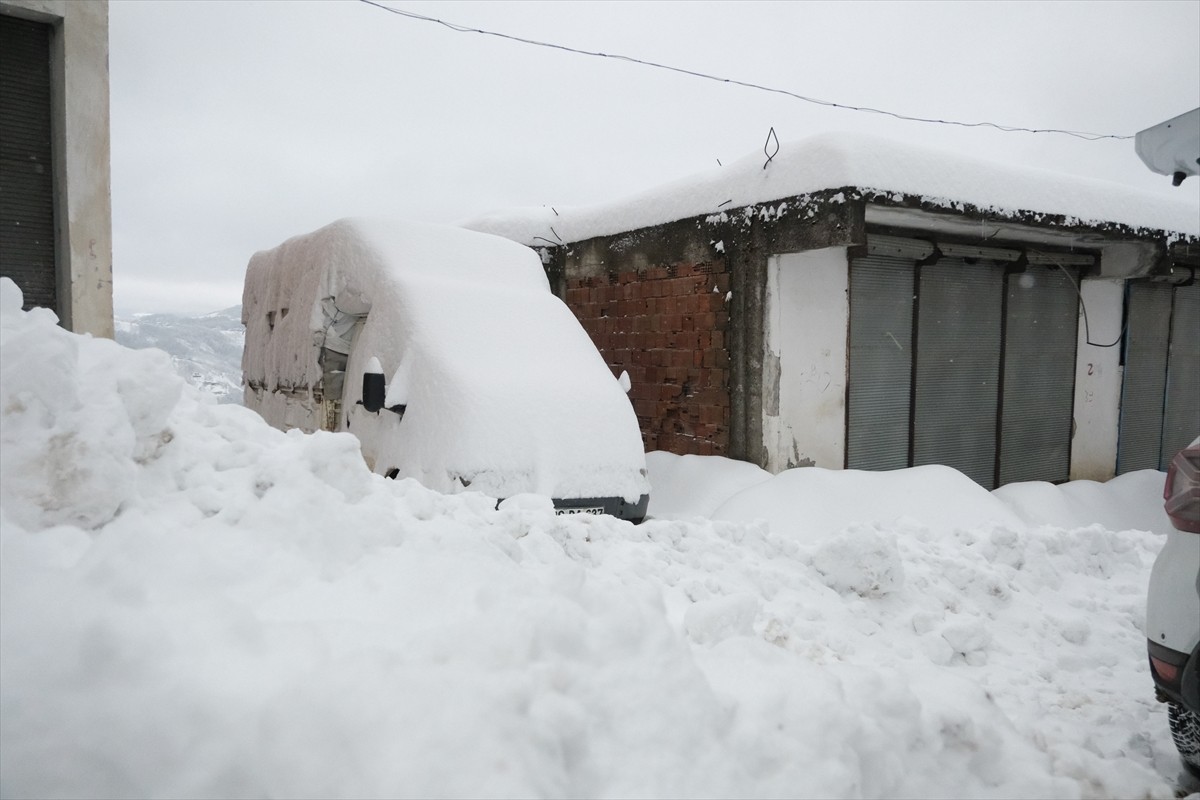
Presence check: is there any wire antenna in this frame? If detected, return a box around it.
[763,127,779,169]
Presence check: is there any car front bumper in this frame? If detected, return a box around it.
[553,494,650,523]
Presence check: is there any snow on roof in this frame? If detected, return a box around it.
[463,132,1200,246]
[242,218,555,391]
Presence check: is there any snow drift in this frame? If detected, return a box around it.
[242,218,648,505]
[0,277,1185,798]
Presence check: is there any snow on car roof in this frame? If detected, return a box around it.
[462,131,1200,246]
[241,219,647,501]
[242,218,553,390]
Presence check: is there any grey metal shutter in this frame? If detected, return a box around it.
[0,13,57,313]
[847,255,915,470]
[912,258,1005,489]
[997,266,1079,485]
[1161,282,1200,465]
[1118,283,1172,473]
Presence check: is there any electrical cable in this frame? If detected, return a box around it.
[1037,251,1127,348]
[358,0,1134,142]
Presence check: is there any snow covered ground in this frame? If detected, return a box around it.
[1,276,1192,798]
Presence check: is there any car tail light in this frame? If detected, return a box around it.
[1151,655,1181,684]
[1163,445,1200,533]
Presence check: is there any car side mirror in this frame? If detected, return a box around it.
[362,357,385,413]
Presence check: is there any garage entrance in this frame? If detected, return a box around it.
[1118,281,1200,472]
[847,236,1084,489]
[0,13,57,314]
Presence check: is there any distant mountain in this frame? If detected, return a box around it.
[115,306,245,404]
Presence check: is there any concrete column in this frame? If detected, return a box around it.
[1069,277,1124,481]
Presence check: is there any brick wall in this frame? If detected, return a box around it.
[565,260,731,455]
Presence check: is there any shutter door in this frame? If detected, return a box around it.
[1160,283,1200,465]
[0,14,57,313]
[912,258,1005,488]
[997,266,1079,485]
[1118,283,1172,473]
[847,255,914,470]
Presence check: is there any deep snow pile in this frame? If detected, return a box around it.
[0,277,1185,798]
[242,219,647,501]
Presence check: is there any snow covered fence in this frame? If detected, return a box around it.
[0,277,1184,798]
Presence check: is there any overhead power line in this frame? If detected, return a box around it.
[358,0,1133,142]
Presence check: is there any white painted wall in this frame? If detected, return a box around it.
[1070,278,1124,481]
[1,0,112,337]
[762,248,849,472]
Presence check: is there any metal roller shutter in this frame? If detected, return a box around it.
[1160,283,1200,465]
[849,238,1093,487]
[911,258,1005,489]
[847,255,914,470]
[0,13,57,313]
[1118,283,1172,473]
[997,266,1079,485]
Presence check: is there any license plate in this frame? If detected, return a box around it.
[555,506,604,516]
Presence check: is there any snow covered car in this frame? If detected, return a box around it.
[1146,437,1200,780]
[242,218,650,521]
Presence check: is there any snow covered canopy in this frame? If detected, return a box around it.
[464,132,1199,276]
[242,219,648,503]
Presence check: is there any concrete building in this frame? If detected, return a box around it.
[467,133,1200,488]
[1,0,113,337]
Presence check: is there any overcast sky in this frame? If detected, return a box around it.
[109,0,1200,314]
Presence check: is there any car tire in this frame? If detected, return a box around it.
[1169,701,1200,779]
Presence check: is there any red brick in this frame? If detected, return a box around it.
[697,292,724,312]
[702,349,731,369]
[666,367,689,383]
[690,389,726,407]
